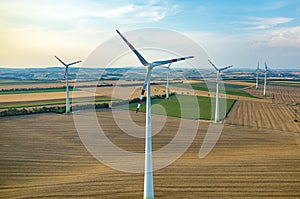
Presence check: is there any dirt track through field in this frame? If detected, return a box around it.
[0,110,299,198]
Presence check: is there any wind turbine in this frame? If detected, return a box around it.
[163,63,172,99]
[116,29,193,199]
[263,62,268,96]
[54,56,82,114]
[208,59,232,123]
[255,62,260,89]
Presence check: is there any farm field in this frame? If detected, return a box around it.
[173,81,256,98]
[121,95,236,120]
[226,84,300,133]
[0,110,299,198]
[245,84,300,105]
[226,100,300,132]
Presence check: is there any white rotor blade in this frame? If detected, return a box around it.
[208,59,219,71]
[136,70,151,113]
[151,56,194,67]
[68,60,82,66]
[219,65,233,72]
[54,55,67,67]
[116,30,149,66]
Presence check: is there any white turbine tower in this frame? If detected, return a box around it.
[263,62,268,96]
[54,56,81,114]
[163,63,172,99]
[208,59,232,123]
[255,62,260,89]
[116,29,193,199]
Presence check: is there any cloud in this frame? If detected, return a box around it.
[100,2,179,23]
[268,26,300,47]
[250,26,300,48]
[233,17,294,30]
[1,0,180,30]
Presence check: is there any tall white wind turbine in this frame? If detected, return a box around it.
[208,59,232,123]
[263,62,268,96]
[54,56,82,114]
[255,62,260,89]
[116,29,193,199]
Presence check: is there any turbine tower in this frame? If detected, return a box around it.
[116,29,193,199]
[163,63,172,99]
[54,56,81,114]
[263,62,268,96]
[255,62,260,89]
[208,59,232,123]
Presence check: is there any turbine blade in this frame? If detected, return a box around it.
[152,56,194,66]
[116,30,148,66]
[54,55,67,66]
[208,59,219,71]
[68,60,82,66]
[136,70,151,113]
[264,62,268,71]
[219,65,233,71]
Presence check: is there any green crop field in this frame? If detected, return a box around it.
[120,95,235,120]
[173,82,256,98]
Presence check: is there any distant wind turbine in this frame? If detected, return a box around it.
[162,63,172,99]
[255,62,260,89]
[116,29,193,199]
[263,62,269,96]
[54,56,81,114]
[208,59,232,123]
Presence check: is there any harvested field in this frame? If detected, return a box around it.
[245,84,300,105]
[0,110,299,198]
[227,84,300,133]
[226,100,300,133]
[0,91,104,104]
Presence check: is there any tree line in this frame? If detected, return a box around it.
[0,103,109,117]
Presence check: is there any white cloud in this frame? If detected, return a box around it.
[250,26,300,48]
[100,2,179,23]
[268,26,300,47]
[233,17,294,30]
[0,0,179,29]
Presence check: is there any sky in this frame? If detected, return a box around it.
[0,0,299,69]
